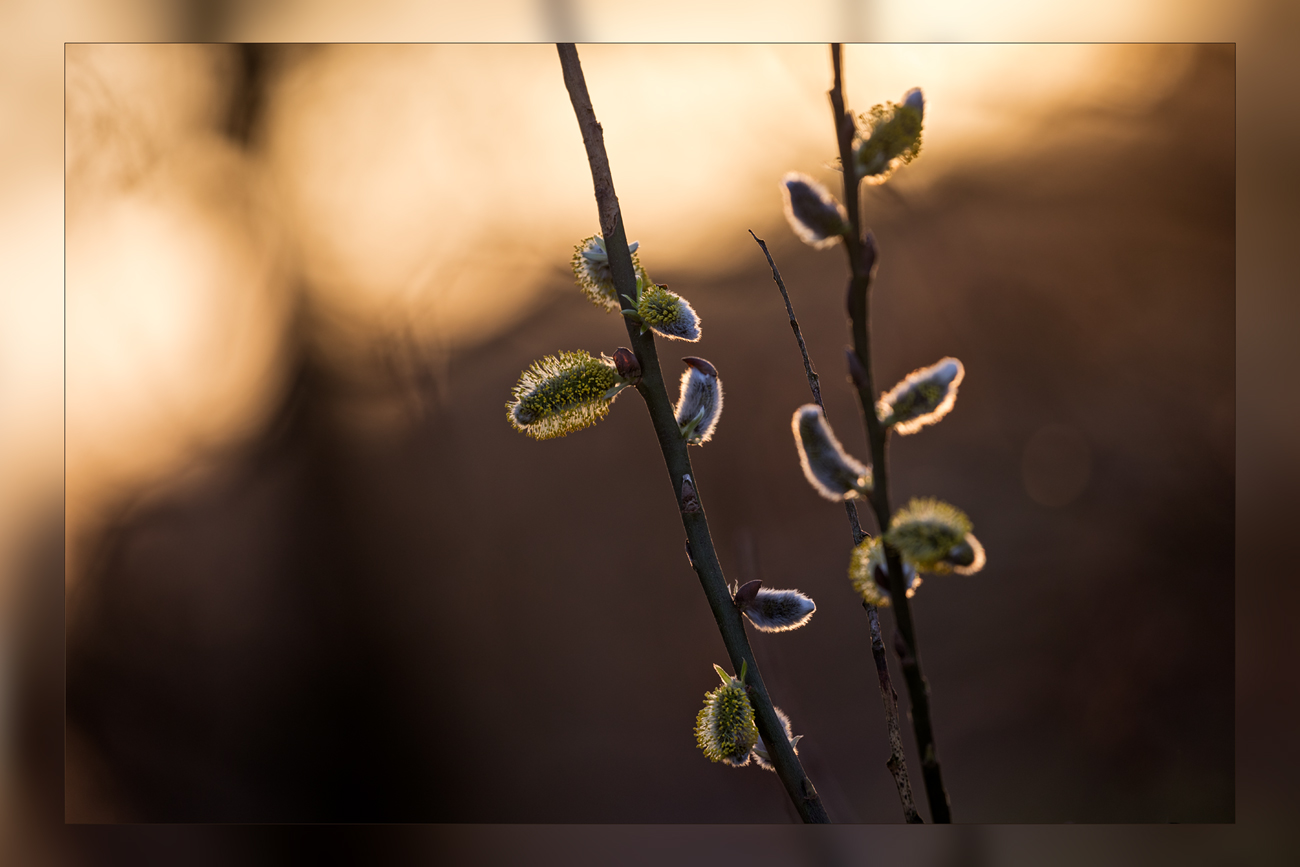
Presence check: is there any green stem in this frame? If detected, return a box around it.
[557,43,830,824]
[829,42,952,824]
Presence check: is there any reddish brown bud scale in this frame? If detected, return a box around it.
[733,579,762,607]
[681,356,716,378]
[612,347,641,382]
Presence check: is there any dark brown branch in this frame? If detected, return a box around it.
[557,43,830,825]
[750,229,921,823]
[829,42,952,824]
[868,603,922,823]
[748,230,832,418]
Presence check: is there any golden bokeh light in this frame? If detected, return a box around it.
[65,45,292,581]
[54,40,1230,599]
[57,41,1218,577]
[264,43,1204,353]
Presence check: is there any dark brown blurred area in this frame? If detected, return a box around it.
[58,44,1233,828]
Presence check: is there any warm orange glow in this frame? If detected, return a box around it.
[54,42,1228,596]
[264,43,1206,352]
[55,42,1224,571]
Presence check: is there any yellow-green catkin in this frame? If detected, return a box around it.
[637,282,701,342]
[694,664,758,767]
[884,498,986,575]
[506,350,625,440]
[854,88,924,182]
[848,536,922,606]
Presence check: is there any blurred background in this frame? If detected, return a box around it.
[1,0,1297,864]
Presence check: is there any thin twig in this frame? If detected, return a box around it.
[829,42,952,823]
[557,43,830,824]
[748,231,831,411]
[750,229,921,824]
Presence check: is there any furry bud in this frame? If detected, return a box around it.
[877,357,964,435]
[885,498,986,575]
[637,282,701,342]
[695,663,758,767]
[791,404,872,501]
[739,587,816,633]
[675,357,723,445]
[781,172,849,249]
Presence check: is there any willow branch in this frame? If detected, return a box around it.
[557,43,830,824]
[867,603,921,823]
[750,230,921,823]
[829,42,952,824]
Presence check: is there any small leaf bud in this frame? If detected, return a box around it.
[877,357,964,435]
[695,665,759,767]
[637,282,701,342]
[844,231,879,316]
[848,536,921,607]
[680,473,701,514]
[781,172,850,249]
[611,347,641,383]
[739,587,816,633]
[571,233,649,311]
[853,88,925,182]
[884,498,986,575]
[751,706,801,772]
[675,358,724,445]
[791,404,872,501]
[845,348,868,391]
[506,350,627,440]
[894,629,912,664]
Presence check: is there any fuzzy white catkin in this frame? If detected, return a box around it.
[741,588,816,632]
[675,359,723,444]
[792,404,870,500]
[781,172,848,249]
[877,357,964,435]
[751,706,800,772]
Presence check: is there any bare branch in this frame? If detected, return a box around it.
[829,42,952,824]
[557,43,830,824]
